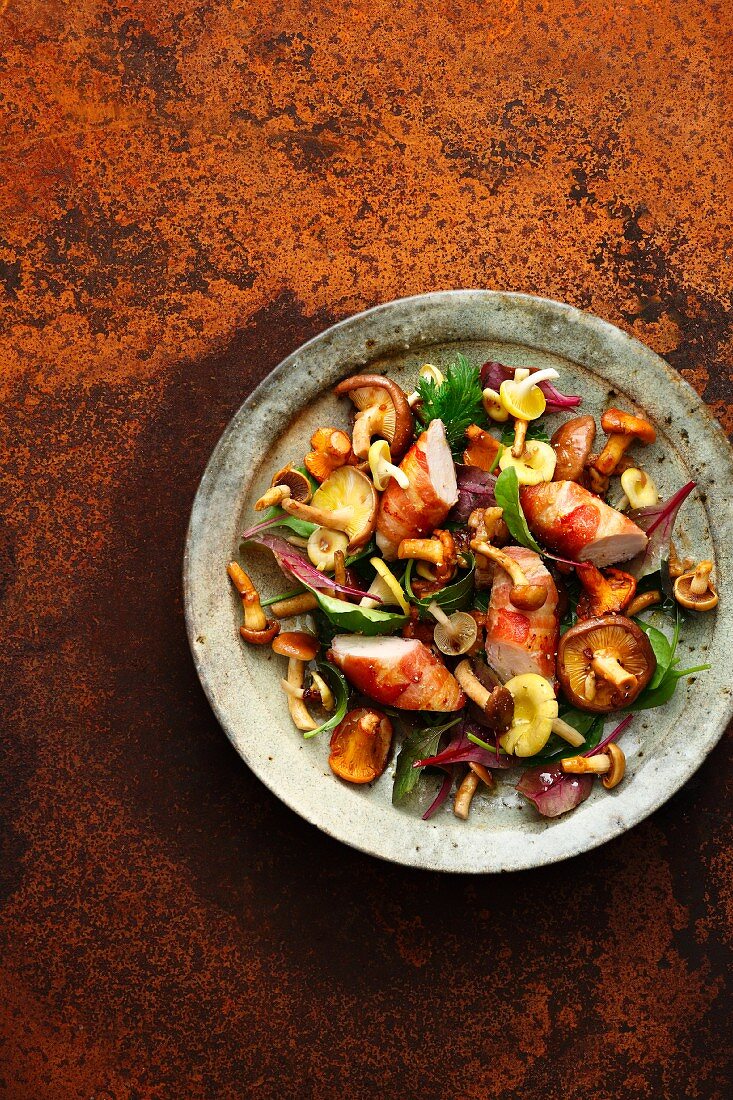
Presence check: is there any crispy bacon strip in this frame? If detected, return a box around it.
[328,635,465,712]
[520,480,647,567]
[376,420,458,559]
[484,547,559,681]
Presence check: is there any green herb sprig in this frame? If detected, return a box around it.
[415,353,486,457]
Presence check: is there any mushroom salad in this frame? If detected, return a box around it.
[230,355,716,821]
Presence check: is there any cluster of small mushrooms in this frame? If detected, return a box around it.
[228,359,717,820]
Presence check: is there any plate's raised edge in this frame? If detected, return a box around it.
[183,290,733,873]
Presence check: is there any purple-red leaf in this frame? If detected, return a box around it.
[241,515,287,540]
[516,767,594,817]
[243,531,377,601]
[516,715,633,818]
[422,768,454,820]
[415,725,513,770]
[449,464,497,524]
[627,481,696,579]
[481,361,582,412]
[592,714,633,757]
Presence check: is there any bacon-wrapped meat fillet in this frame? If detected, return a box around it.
[328,635,465,711]
[376,419,458,559]
[520,480,648,567]
[484,547,559,681]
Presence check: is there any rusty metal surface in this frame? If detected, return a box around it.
[0,1,731,1097]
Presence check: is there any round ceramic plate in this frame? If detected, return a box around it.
[184,291,733,872]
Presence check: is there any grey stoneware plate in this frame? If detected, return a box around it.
[184,291,733,873]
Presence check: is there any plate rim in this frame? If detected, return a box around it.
[184,290,733,872]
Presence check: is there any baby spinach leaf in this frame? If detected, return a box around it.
[392,718,461,804]
[494,467,543,554]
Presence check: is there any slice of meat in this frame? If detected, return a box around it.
[328,635,465,711]
[376,419,458,559]
[484,547,559,681]
[520,480,648,567]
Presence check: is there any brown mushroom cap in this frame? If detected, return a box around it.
[557,615,656,713]
[333,373,414,461]
[550,415,597,482]
[240,621,280,645]
[673,568,719,611]
[602,742,626,789]
[272,465,312,502]
[272,630,320,661]
[482,685,514,732]
[600,408,656,444]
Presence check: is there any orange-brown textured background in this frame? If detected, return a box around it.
[1,1,732,1097]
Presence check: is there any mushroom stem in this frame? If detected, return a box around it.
[255,465,312,510]
[551,718,586,747]
[561,754,611,775]
[398,538,444,565]
[591,651,637,692]
[594,434,631,474]
[376,456,409,488]
[453,771,480,820]
[333,373,414,461]
[690,560,713,596]
[512,368,559,398]
[454,659,492,710]
[562,744,626,788]
[470,541,547,611]
[281,497,354,531]
[270,593,319,618]
[284,658,317,732]
[333,549,347,586]
[352,404,389,459]
[368,439,410,490]
[512,418,528,458]
[626,590,662,617]
[227,561,267,630]
[427,601,453,632]
[255,485,290,510]
[280,679,307,700]
[454,661,514,730]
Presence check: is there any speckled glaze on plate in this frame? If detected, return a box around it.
[184,291,733,873]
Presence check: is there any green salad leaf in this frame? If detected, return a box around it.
[415,353,486,457]
[392,717,462,804]
[494,467,544,554]
[315,591,407,635]
[627,605,709,711]
[253,507,317,539]
[403,554,476,617]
